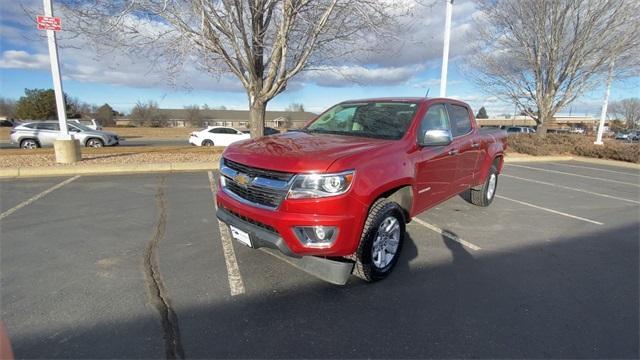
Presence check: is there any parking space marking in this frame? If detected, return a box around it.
[0,175,80,221]
[548,162,640,176]
[506,164,640,187]
[411,218,482,251]
[208,171,245,296]
[496,195,604,225]
[502,174,640,205]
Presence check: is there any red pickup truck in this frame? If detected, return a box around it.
[216,97,507,284]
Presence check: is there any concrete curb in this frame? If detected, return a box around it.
[505,155,574,163]
[505,155,639,170]
[0,162,218,179]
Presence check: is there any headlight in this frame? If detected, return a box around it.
[288,171,355,199]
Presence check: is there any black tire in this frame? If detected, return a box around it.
[202,139,214,146]
[352,198,406,282]
[470,165,498,207]
[86,138,104,148]
[20,139,40,149]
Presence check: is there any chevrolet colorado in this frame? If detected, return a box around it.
[216,97,507,284]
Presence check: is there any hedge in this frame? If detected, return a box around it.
[508,134,639,163]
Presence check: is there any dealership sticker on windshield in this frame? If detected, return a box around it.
[229,225,252,247]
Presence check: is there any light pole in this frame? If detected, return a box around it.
[439,0,453,98]
[40,0,80,162]
[595,60,614,145]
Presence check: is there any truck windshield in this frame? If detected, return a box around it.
[305,102,418,140]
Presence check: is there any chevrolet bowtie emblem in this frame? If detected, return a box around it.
[234,173,252,187]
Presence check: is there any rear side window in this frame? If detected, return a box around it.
[447,104,472,137]
[419,104,450,136]
[35,123,60,131]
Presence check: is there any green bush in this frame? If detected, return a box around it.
[508,134,639,163]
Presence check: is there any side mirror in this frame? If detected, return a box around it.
[420,129,452,146]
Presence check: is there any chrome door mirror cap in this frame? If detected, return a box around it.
[420,129,453,146]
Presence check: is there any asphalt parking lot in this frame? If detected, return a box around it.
[1,161,638,358]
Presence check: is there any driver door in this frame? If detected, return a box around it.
[413,103,459,213]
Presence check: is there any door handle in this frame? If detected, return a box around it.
[448,149,459,156]
[471,142,480,148]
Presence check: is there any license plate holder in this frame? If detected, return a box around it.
[229,225,252,247]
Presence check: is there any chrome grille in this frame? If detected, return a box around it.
[220,158,293,209]
[224,158,293,182]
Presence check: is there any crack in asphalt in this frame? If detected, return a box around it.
[143,176,185,359]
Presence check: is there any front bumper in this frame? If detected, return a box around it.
[216,206,355,285]
[216,187,367,257]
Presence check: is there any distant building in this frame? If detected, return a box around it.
[477,114,600,131]
[115,109,317,129]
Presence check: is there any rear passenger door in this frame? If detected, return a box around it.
[35,123,60,146]
[446,104,478,192]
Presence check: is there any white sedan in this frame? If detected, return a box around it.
[188,126,250,147]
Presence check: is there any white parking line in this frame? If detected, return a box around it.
[0,176,80,221]
[506,164,640,187]
[411,217,482,251]
[502,174,640,205]
[548,162,639,176]
[496,195,604,225]
[208,171,245,296]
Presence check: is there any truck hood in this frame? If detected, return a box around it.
[222,131,392,173]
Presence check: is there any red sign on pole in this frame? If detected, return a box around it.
[36,15,61,31]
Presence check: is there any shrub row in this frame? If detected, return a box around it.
[508,134,639,163]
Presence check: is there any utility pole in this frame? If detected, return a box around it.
[43,0,69,138]
[439,0,453,98]
[39,0,80,162]
[595,60,614,145]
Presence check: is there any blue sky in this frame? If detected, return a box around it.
[1,0,637,116]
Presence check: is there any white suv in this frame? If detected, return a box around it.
[10,121,120,148]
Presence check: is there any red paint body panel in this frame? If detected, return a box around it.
[216,97,507,257]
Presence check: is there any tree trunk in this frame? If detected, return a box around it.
[536,109,552,138]
[536,121,548,137]
[249,99,266,138]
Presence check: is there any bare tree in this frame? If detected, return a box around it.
[609,98,640,130]
[60,0,401,137]
[184,104,203,127]
[0,97,16,119]
[285,102,305,112]
[130,101,167,127]
[467,0,640,135]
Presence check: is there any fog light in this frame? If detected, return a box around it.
[293,226,338,248]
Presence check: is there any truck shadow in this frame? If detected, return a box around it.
[9,223,639,359]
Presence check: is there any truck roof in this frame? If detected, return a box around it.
[340,97,470,106]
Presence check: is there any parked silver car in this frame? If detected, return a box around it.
[10,121,120,148]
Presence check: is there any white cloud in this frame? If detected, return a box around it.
[303,65,420,87]
[0,0,482,91]
[0,50,49,69]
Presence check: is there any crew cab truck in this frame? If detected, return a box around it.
[216,97,507,285]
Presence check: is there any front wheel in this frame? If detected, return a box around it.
[470,165,498,207]
[86,138,104,148]
[353,199,405,282]
[201,139,214,146]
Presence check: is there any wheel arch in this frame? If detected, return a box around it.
[373,184,414,223]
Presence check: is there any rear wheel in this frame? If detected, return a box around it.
[86,138,104,148]
[353,198,405,282]
[20,139,39,149]
[470,165,498,207]
[202,139,214,146]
